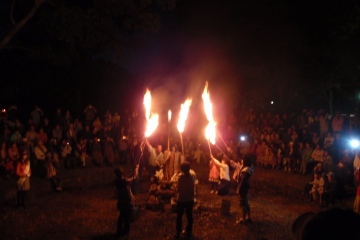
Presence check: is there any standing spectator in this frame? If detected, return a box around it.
[236,155,254,224]
[318,110,329,138]
[115,168,134,238]
[16,150,31,207]
[84,104,97,126]
[53,108,63,127]
[34,140,48,177]
[30,105,43,130]
[52,124,63,143]
[104,136,115,166]
[300,142,312,175]
[62,110,72,132]
[118,137,128,165]
[332,111,344,134]
[175,161,195,240]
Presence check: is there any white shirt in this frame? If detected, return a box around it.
[212,158,230,181]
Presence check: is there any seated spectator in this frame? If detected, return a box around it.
[10,130,23,144]
[322,172,337,207]
[52,124,63,143]
[300,142,312,175]
[0,142,9,178]
[75,138,88,168]
[310,144,324,170]
[45,157,62,192]
[34,140,48,177]
[25,124,38,144]
[323,131,334,150]
[37,127,48,145]
[61,139,76,169]
[309,172,324,204]
[322,150,333,173]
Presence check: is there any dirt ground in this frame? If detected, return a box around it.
[0,161,355,240]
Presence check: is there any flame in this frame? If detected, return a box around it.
[143,89,159,138]
[177,99,192,133]
[168,110,172,122]
[202,82,216,144]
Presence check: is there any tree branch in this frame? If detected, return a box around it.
[0,0,44,50]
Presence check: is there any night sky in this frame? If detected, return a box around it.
[1,0,360,119]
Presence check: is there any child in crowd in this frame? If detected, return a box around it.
[309,172,324,204]
[208,155,220,194]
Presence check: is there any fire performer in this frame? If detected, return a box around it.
[145,139,164,179]
[210,153,231,196]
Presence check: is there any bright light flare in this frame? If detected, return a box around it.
[202,82,216,144]
[143,89,159,138]
[350,139,360,149]
[177,99,192,133]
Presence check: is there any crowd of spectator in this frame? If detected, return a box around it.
[1,104,360,208]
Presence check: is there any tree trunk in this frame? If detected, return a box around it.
[0,0,44,50]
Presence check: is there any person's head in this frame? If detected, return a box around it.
[114,167,123,179]
[292,207,360,240]
[156,145,162,153]
[243,155,252,167]
[180,161,191,174]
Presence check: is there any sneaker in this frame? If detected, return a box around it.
[236,218,244,224]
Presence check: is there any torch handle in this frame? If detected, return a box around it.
[207,139,212,155]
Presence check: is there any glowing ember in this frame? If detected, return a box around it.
[143,89,159,137]
[177,99,192,133]
[202,82,216,144]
